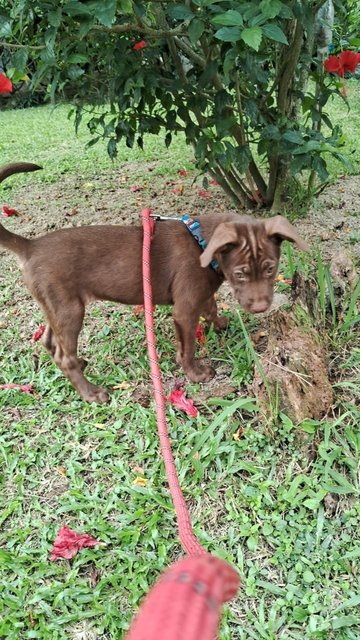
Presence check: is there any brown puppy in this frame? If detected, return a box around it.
[0,162,309,402]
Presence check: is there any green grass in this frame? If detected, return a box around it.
[0,98,360,639]
[0,103,193,190]
[0,80,359,191]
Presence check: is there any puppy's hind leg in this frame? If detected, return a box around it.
[42,300,109,403]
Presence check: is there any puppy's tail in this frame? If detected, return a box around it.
[0,162,42,184]
[0,162,42,257]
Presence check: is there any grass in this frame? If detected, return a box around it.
[0,93,360,639]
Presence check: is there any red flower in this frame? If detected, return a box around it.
[324,50,360,77]
[133,41,147,51]
[198,189,211,198]
[130,185,141,192]
[324,55,344,77]
[2,205,18,217]
[178,169,187,177]
[167,388,198,417]
[32,325,46,342]
[0,73,12,94]
[339,50,360,74]
[50,525,100,561]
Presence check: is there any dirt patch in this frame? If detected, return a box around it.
[252,310,334,422]
[296,174,360,263]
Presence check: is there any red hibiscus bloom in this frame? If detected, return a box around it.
[324,50,360,77]
[0,73,12,94]
[133,41,147,51]
[339,50,360,74]
[324,55,344,77]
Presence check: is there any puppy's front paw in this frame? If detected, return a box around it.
[81,385,110,404]
[185,360,215,383]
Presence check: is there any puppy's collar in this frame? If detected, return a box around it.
[181,215,220,273]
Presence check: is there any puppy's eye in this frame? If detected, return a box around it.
[263,261,275,277]
[234,267,249,281]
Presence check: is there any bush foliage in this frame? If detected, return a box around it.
[0,0,353,210]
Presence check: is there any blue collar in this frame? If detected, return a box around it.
[181,214,220,273]
[149,213,221,274]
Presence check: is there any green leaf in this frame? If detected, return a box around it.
[63,1,92,16]
[256,580,285,595]
[67,53,89,64]
[311,156,329,182]
[188,18,205,44]
[241,27,262,51]
[11,48,29,74]
[303,498,322,510]
[260,0,285,19]
[215,26,242,42]
[48,8,62,27]
[90,0,117,27]
[328,468,358,493]
[303,570,315,583]
[293,140,321,154]
[211,10,243,26]
[262,23,288,44]
[332,616,360,630]
[78,15,96,38]
[321,483,356,495]
[107,138,117,158]
[282,130,303,144]
[119,0,132,13]
[0,18,11,38]
[167,4,194,20]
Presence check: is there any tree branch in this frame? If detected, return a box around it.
[0,41,44,50]
[90,22,184,38]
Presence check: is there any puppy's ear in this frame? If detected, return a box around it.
[264,216,309,251]
[200,223,239,267]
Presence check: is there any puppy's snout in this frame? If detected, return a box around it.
[249,300,270,314]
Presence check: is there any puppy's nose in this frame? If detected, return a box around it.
[250,300,269,314]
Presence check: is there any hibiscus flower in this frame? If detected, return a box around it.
[0,73,13,94]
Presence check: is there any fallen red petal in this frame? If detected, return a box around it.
[2,205,19,217]
[0,73,13,94]
[0,383,33,394]
[130,185,141,192]
[198,189,211,198]
[167,388,198,417]
[50,525,100,561]
[133,41,147,51]
[32,325,46,342]
[195,323,206,345]
[133,304,155,316]
[209,179,219,186]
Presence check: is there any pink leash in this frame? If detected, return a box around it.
[125,208,239,639]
